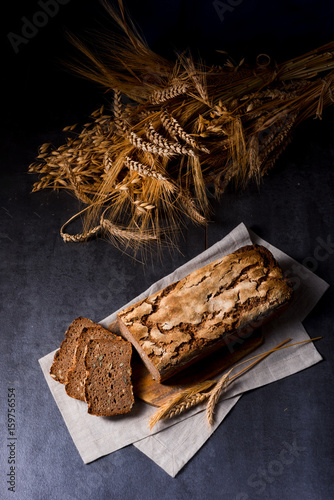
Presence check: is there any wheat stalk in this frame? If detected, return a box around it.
[63,160,93,204]
[149,380,215,430]
[247,134,261,181]
[104,151,113,173]
[113,89,128,133]
[149,82,189,104]
[149,337,322,429]
[100,217,157,242]
[145,122,196,156]
[125,129,176,157]
[28,0,334,254]
[124,156,168,182]
[60,206,102,243]
[160,109,200,152]
[177,190,207,224]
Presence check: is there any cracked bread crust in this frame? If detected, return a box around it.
[117,245,293,382]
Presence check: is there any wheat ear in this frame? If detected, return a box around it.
[149,83,189,104]
[149,337,322,429]
[125,130,176,157]
[113,89,128,133]
[145,122,196,156]
[149,380,215,430]
[177,190,207,225]
[124,156,167,182]
[63,160,93,204]
[100,217,157,242]
[160,109,208,153]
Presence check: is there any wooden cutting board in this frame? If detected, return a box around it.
[108,321,263,407]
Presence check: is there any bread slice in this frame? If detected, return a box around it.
[84,338,134,416]
[65,325,119,401]
[50,317,94,383]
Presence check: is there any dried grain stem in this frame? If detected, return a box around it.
[160,109,203,153]
[100,217,157,242]
[149,337,322,429]
[149,380,215,430]
[125,129,176,157]
[145,122,196,156]
[64,160,93,204]
[113,89,128,133]
[149,82,189,104]
[124,156,167,182]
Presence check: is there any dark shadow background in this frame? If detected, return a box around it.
[1,1,334,499]
[3,0,334,135]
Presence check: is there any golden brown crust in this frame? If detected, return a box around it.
[117,245,293,382]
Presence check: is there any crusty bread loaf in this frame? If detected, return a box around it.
[50,317,94,383]
[65,325,119,401]
[117,244,293,382]
[84,338,134,416]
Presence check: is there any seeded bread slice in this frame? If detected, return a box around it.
[65,325,119,401]
[50,317,94,383]
[84,338,134,416]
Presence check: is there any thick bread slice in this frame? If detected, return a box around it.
[84,338,134,416]
[50,317,94,383]
[117,244,293,382]
[65,325,119,401]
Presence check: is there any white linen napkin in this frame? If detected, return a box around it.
[39,223,329,476]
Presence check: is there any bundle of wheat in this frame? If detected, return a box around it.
[29,0,334,254]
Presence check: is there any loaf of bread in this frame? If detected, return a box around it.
[65,325,119,401]
[50,317,94,383]
[117,244,293,382]
[84,338,134,416]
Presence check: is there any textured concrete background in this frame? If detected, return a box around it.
[1,1,334,498]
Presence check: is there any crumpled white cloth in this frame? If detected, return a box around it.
[39,223,329,477]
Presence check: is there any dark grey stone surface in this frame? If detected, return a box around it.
[1,1,334,499]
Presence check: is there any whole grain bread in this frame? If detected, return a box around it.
[50,317,94,383]
[117,244,293,382]
[84,338,134,416]
[65,325,119,401]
